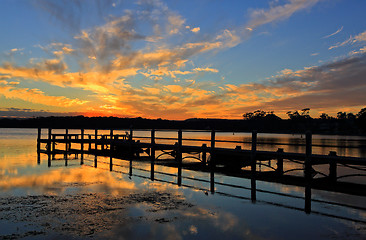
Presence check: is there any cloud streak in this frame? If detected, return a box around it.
[329,30,366,50]
[246,0,321,30]
[322,26,343,39]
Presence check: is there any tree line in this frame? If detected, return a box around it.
[243,108,366,121]
[241,107,366,135]
[0,107,365,135]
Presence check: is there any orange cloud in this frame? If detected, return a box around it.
[0,85,88,107]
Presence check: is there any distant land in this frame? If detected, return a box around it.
[1,115,365,136]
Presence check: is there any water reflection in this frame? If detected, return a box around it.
[1,128,366,239]
[67,155,366,225]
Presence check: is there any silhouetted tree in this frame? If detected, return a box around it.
[346,113,356,120]
[263,111,281,121]
[356,108,366,120]
[319,113,331,120]
[287,111,299,120]
[243,112,254,120]
[287,108,312,120]
[337,112,347,120]
[301,108,311,118]
[243,110,281,120]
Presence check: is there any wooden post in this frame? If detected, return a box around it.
[80,129,84,165]
[101,136,105,151]
[48,128,52,155]
[178,129,183,151]
[88,135,91,150]
[48,152,51,167]
[75,134,78,159]
[129,126,133,141]
[329,151,337,181]
[305,184,311,214]
[37,152,41,165]
[94,129,98,151]
[251,176,256,203]
[177,164,182,187]
[65,128,69,150]
[151,129,155,180]
[129,159,133,177]
[110,129,114,148]
[110,129,113,171]
[65,129,69,160]
[210,129,215,164]
[94,155,97,168]
[305,131,312,180]
[37,128,41,164]
[235,146,241,167]
[52,135,56,160]
[277,148,284,175]
[251,130,257,175]
[37,128,41,152]
[177,129,183,186]
[304,131,312,214]
[201,144,207,165]
[210,129,215,194]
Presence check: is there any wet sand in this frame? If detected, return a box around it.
[0,189,195,239]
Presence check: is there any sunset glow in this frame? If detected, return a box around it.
[1,0,366,119]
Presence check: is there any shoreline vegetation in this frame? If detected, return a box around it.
[1,107,366,136]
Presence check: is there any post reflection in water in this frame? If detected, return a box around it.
[39,151,366,223]
[36,128,366,225]
[305,184,311,214]
[251,177,256,203]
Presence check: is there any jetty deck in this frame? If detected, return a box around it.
[37,128,366,199]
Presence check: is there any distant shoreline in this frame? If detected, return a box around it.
[1,116,365,136]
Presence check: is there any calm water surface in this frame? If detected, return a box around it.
[1,128,366,239]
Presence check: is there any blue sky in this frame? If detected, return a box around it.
[1,0,366,119]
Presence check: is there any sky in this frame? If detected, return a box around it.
[1,0,366,119]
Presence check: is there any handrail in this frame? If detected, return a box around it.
[79,161,366,224]
[131,135,366,149]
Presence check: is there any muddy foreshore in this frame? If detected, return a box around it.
[0,190,195,239]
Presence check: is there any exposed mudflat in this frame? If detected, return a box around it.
[0,191,195,239]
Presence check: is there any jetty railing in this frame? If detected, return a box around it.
[36,127,366,221]
[37,128,366,194]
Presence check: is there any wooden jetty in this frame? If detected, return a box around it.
[37,128,366,198]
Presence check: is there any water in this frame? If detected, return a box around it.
[1,128,366,239]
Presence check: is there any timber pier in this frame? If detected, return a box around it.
[37,128,366,198]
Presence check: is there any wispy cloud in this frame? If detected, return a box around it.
[36,43,75,58]
[322,26,343,39]
[0,108,72,118]
[34,0,114,33]
[10,48,24,52]
[329,30,366,50]
[246,0,321,30]
[350,46,366,55]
